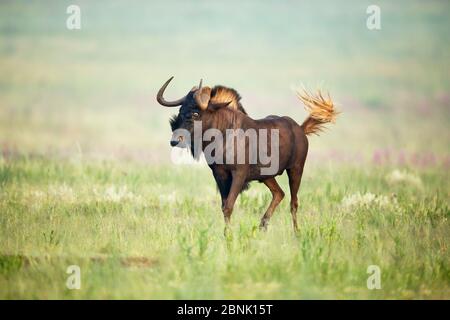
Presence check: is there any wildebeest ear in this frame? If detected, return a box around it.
[194,87,212,110]
[208,101,232,111]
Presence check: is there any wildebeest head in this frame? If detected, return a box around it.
[157,77,246,149]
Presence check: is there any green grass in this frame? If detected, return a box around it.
[0,158,448,299]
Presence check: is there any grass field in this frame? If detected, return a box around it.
[0,0,449,299]
[0,158,449,299]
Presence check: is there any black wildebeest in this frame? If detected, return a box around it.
[157,77,338,232]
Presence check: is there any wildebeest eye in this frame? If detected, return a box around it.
[192,112,199,118]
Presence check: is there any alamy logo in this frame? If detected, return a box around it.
[367,265,382,290]
[66,265,81,290]
[66,5,81,30]
[366,5,381,30]
[170,121,280,175]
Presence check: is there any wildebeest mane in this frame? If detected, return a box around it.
[210,86,247,115]
[169,114,182,132]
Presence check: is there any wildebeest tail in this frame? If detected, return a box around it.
[297,88,339,136]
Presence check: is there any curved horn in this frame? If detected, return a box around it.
[190,79,203,92]
[157,76,186,107]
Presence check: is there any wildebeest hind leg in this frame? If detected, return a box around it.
[259,177,285,230]
[287,167,304,233]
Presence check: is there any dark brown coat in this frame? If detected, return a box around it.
[157,77,338,232]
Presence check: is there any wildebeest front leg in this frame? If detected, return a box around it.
[211,167,232,210]
[222,170,247,226]
[259,177,285,230]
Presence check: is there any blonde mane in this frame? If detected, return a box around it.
[210,86,247,114]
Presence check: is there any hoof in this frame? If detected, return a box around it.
[259,221,268,231]
[223,225,231,237]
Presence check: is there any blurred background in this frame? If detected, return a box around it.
[0,0,449,167]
